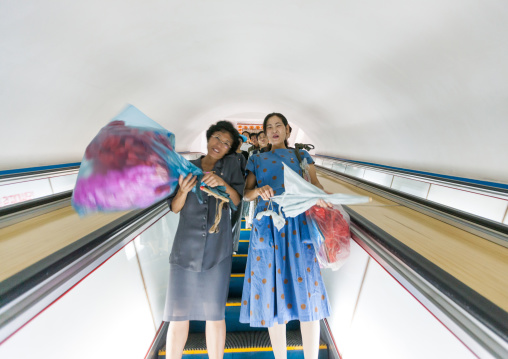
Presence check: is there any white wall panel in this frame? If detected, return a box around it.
[322,160,334,169]
[321,241,370,351]
[49,173,78,193]
[313,157,323,166]
[331,162,347,173]
[134,211,180,325]
[0,178,53,207]
[343,259,476,359]
[504,211,508,225]
[0,242,155,359]
[344,166,365,178]
[391,176,431,199]
[363,169,393,187]
[427,185,508,222]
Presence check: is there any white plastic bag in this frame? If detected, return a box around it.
[271,164,370,218]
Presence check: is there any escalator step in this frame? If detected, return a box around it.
[238,240,249,254]
[240,229,251,240]
[189,297,299,333]
[229,274,244,297]
[158,330,328,358]
[232,254,248,272]
[227,297,242,306]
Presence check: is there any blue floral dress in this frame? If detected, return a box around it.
[239,148,331,327]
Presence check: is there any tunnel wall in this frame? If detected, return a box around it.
[1,1,507,183]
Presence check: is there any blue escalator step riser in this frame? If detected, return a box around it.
[189,306,301,333]
[239,230,251,240]
[237,241,249,254]
[231,256,248,273]
[228,276,244,297]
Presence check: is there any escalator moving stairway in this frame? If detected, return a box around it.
[158,219,329,358]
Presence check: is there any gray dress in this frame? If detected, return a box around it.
[163,155,245,321]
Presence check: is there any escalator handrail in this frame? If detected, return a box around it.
[314,154,508,195]
[0,199,167,308]
[0,191,73,218]
[346,207,508,349]
[316,165,508,243]
[0,165,80,182]
[315,166,508,356]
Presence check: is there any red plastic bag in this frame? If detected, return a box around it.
[305,204,351,270]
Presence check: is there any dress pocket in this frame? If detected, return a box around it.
[250,217,274,250]
[298,213,313,244]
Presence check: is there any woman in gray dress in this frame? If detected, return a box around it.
[164,121,245,359]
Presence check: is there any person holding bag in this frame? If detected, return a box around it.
[164,121,244,359]
[239,113,332,359]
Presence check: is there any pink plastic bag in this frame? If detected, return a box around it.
[72,105,203,215]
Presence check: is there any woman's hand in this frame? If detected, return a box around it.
[202,172,226,188]
[178,174,198,194]
[316,199,333,208]
[257,185,275,201]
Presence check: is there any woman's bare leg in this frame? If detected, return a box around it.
[301,320,320,359]
[206,319,226,359]
[268,322,287,359]
[166,321,189,359]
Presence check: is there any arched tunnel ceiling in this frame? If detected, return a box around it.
[1,1,507,183]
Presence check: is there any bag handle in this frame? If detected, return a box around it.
[293,148,303,164]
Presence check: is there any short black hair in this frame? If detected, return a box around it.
[242,131,250,135]
[249,133,258,139]
[206,120,240,155]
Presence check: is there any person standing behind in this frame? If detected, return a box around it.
[256,131,269,153]
[248,132,259,156]
[237,134,250,162]
[231,134,248,253]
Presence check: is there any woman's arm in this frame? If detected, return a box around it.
[244,172,274,201]
[171,174,197,213]
[308,164,325,190]
[307,163,333,208]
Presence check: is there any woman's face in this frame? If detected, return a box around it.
[207,130,233,159]
[257,132,268,147]
[265,116,287,146]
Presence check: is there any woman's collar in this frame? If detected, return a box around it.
[199,155,225,172]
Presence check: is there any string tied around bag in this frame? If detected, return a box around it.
[200,186,229,234]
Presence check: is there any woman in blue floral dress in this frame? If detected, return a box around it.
[240,113,332,359]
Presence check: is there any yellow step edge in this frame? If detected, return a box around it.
[225,302,241,307]
[239,240,249,242]
[231,274,245,278]
[159,345,327,355]
[241,228,251,231]
[233,254,248,257]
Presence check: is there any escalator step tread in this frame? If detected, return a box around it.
[159,330,326,355]
[226,297,242,305]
